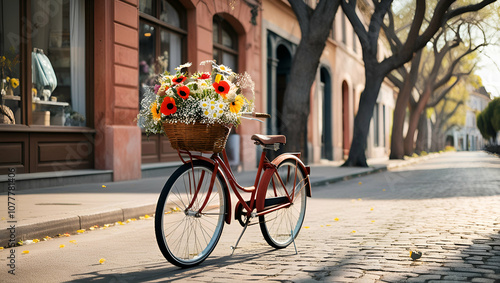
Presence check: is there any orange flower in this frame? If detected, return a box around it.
[172,75,186,85]
[176,85,190,100]
[213,80,230,98]
[160,97,177,116]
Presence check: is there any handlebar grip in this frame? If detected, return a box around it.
[254,113,271,118]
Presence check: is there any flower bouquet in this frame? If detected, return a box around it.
[138,61,255,152]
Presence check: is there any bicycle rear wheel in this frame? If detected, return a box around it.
[155,160,227,267]
[259,158,307,248]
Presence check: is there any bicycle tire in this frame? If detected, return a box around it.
[259,158,307,249]
[155,160,227,267]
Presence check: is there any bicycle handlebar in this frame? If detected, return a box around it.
[241,112,271,119]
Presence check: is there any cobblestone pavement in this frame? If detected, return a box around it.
[3,151,499,282]
[166,151,500,283]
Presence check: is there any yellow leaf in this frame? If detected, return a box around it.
[371,220,375,223]
[64,233,71,237]
[358,182,362,185]
[320,225,324,227]
[33,239,40,243]
[59,244,65,248]
[382,189,386,192]
[22,250,29,254]
[326,224,331,227]
[1,217,5,221]
[334,218,339,221]
[0,247,4,250]
[144,215,151,219]
[370,208,374,211]
[351,230,356,233]
[77,229,85,233]
[99,258,106,264]
[357,198,362,201]
[304,226,310,229]
[70,240,77,244]
[102,185,106,188]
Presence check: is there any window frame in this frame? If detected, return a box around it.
[138,0,187,74]
[212,16,238,72]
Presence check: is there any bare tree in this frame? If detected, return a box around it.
[340,0,495,167]
[281,0,341,161]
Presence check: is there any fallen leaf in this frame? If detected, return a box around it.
[0,247,4,250]
[371,220,375,223]
[59,244,65,248]
[70,240,77,244]
[334,218,339,221]
[144,215,151,219]
[99,258,106,264]
[102,185,106,188]
[326,224,331,227]
[33,239,40,243]
[22,250,29,254]
[382,189,386,192]
[357,198,362,201]
[77,229,85,233]
[358,182,362,185]
[1,217,5,221]
[304,226,310,229]
[370,208,374,211]
[351,230,356,233]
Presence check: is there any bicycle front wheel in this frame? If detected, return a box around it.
[155,160,227,267]
[259,158,307,249]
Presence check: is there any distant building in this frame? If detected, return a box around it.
[451,86,491,151]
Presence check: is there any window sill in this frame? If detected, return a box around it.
[0,124,96,134]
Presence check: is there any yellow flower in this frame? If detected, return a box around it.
[229,95,244,113]
[10,78,19,89]
[151,102,161,121]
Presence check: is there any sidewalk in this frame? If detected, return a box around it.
[0,154,439,247]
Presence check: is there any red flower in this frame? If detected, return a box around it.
[177,85,190,100]
[213,80,230,98]
[198,73,210,80]
[160,96,177,116]
[172,75,187,85]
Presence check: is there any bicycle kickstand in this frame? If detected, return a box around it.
[230,218,250,256]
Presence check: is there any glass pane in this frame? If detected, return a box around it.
[139,21,156,106]
[222,29,233,48]
[213,49,219,63]
[160,29,182,74]
[213,20,219,43]
[139,0,156,17]
[1,1,21,125]
[31,0,86,127]
[222,52,237,71]
[160,0,180,27]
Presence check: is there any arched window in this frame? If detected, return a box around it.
[213,16,238,71]
[139,0,186,100]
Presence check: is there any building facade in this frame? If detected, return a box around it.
[1,0,393,181]
[452,86,491,151]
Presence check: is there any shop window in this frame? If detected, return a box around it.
[1,1,21,125]
[213,16,238,71]
[0,0,88,127]
[30,0,87,127]
[139,0,186,104]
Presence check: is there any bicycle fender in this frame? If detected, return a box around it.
[255,154,311,212]
[271,154,312,198]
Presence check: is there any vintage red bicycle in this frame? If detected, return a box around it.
[154,113,311,267]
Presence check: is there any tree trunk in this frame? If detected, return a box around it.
[281,37,327,161]
[415,113,428,154]
[342,69,384,167]
[404,85,432,155]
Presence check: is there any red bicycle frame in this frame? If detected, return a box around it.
[177,148,311,224]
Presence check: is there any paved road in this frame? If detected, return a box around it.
[1,151,499,282]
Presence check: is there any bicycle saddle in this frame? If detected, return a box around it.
[251,134,286,145]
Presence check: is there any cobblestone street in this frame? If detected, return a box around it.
[3,151,499,282]
[165,151,500,282]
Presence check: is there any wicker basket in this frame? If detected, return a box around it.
[163,122,231,153]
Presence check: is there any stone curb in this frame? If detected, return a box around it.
[0,204,155,247]
[0,153,439,247]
